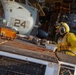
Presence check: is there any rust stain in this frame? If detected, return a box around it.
[0,38,55,57]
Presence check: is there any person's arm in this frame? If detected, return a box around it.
[67,33,76,47]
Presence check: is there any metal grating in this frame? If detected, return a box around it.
[0,56,46,75]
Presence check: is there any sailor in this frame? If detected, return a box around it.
[55,23,61,43]
[57,22,76,56]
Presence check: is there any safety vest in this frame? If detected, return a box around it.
[57,33,76,56]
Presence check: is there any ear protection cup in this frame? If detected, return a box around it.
[59,26,66,35]
[59,22,70,35]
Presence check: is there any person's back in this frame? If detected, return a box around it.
[65,32,76,56]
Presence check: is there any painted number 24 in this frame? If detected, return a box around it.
[14,19,26,28]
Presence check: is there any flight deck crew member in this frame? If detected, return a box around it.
[55,24,61,43]
[57,22,76,56]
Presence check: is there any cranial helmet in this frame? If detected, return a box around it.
[55,22,60,29]
[59,22,70,35]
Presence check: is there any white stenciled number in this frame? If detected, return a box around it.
[14,19,26,28]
